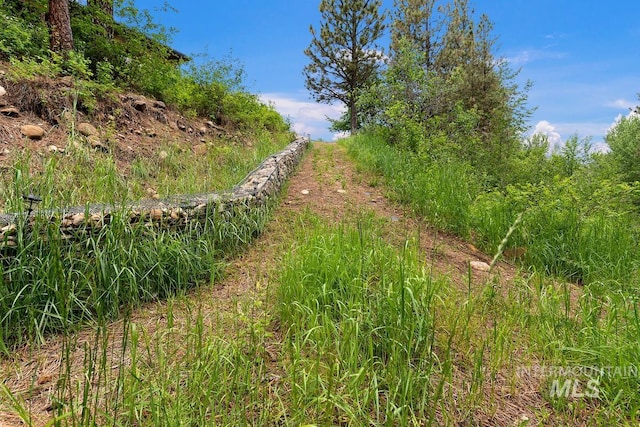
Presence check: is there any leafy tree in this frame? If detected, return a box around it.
[606,107,640,183]
[88,0,114,19]
[304,0,386,134]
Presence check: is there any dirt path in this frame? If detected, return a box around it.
[0,142,549,426]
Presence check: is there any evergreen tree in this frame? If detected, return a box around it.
[304,0,386,133]
[391,0,442,70]
[48,0,74,52]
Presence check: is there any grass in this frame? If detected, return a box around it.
[3,140,640,425]
[0,130,292,213]
[343,133,640,424]
[0,199,272,353]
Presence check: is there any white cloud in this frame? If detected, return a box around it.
[506,49,565,66]
[605,98,637,110]
[532,120,563,151]
[259,93,346,140]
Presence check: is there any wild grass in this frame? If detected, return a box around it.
[0,131,291,212]
[344,133,640,423]
[0,198,272,354]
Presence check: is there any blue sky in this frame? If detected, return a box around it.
[134,1,640,147]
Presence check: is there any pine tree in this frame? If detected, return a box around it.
[48,0,74,52]
[391,0,442,70]
[304,0,386,134]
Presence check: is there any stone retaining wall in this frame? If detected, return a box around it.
[0,136,310,249]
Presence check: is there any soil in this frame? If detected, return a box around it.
[0,62,238,178]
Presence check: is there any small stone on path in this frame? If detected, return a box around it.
[301,189,310,195]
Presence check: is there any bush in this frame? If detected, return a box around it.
[606,112,640,183]
[0,0,48,59]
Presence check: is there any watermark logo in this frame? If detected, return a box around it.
[516,364,639,400]
[549,378,600,399]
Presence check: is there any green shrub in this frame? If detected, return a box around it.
[0,0,48,59]
[606,113,640,183]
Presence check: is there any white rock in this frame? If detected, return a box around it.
[0,86,6,97]
[470,261,491,272]
[301,189,310,195]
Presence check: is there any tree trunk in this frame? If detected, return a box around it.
[349,99,358,134]
[48,0,73,52]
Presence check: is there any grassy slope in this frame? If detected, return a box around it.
[3,142,638,426]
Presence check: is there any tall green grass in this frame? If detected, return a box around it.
[276,214,454,425]
[345,133,640,286]
[344,133,640,422]
[0,132,291,212]
[0,200,271,353]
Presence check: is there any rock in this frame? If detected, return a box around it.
[71,213,85,226]
[21,125,45,140]
[90,213,103,227]
[1,107,19,117]
[152,100,166,109]
[301,189,310,195]
[337,189,347,194]
[77,122,98,137]
[59,110,74,125]
[1,224,16,234]
[155,111,168,124]
[149,209,163,221]
[470,261,491,272]
[60,76,74,86]
[47,145,59,153]
[133,99,147,112]
[177,121,187,131]
[199,127,207,135]
[193,144,208,156]
[146,187,159,199]
[0,86,6,97]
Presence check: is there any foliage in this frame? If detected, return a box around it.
[0,200,271,351]
[359,0,530,185]
[391,0,442,68]
[344,132,640,286]
[304,0,386,133]
[606,111,640,183]
[0,0,49,59]
[1,1,290,134]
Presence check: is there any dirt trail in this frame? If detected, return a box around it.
[0,142,549,426]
